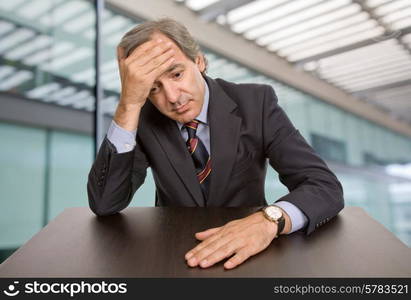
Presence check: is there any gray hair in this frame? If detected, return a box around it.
[119,18,207,74]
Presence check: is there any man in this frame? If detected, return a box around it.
[87,18,344,270]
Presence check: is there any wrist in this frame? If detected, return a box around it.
[114,103,142,132]
[117,100,144,112]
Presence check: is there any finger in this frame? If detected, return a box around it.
[125,38,160,60]
[126,39,171,66]
[198,241,238,268]
[186,234,233,267]
[195,226,222,241]
[140,47,175,76]
[126,49,174,86]
[185,227,224,261]
[144,50,175,77]
[224,248,250,269]
[137,42,173,67]
[185,237,215,262]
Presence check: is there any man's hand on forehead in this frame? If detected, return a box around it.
[116,38,175,108]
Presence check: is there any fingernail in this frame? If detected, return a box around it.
[200,259,208,268]
[185,252,193,260]
[225,261,233,269]
[166,41,172,46]
[188,258,197,266]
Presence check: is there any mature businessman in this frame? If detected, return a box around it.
[87,18,344,270]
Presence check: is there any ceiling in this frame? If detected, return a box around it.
[178,0,411,124]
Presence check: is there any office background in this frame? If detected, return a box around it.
[1,0,410,263]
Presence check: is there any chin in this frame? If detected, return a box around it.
[177,110,199,123]
[177,115,192,124]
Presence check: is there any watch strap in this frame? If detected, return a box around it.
[276,214,285,237]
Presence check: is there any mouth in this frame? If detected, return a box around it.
[174,102,190,114]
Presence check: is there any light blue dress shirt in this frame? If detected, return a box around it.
[107,78,308,234]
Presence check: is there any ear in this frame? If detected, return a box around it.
[195,54,205,73]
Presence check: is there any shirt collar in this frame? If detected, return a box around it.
[177,77,209,130]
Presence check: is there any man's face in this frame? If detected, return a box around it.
[148,33,206,124]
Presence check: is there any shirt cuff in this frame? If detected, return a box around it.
[107,120,137,153]
[274,201,308,234]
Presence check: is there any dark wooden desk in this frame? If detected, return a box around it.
[0,207,410,277]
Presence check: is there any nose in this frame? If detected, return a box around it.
[163,82,180,104]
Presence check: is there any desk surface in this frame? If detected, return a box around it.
[0,207,410,277]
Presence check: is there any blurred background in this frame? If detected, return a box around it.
[1,0,410,263]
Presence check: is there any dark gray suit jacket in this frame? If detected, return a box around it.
[87,76,344,234]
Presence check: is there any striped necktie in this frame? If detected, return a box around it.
[184,120,211,201]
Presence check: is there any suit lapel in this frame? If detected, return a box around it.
[206,77,242,207]
[150,112,205,207]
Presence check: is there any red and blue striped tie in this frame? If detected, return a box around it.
[184,120,211,201]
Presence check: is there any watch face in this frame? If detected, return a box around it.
[266,206,282,219]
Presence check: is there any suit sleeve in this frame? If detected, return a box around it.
[87,134,149,216]
[262,85,344,235]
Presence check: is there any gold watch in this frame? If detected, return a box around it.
[261,205,285,237]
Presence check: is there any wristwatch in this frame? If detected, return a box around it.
[261,205,285,238]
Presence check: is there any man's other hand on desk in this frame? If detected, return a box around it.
[184,210,291,269]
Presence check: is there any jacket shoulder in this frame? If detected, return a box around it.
[214,77,276,105]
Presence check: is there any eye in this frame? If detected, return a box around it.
[173,71,183,79]
[150,85,160,94]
